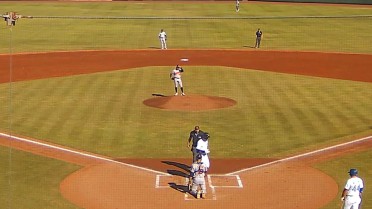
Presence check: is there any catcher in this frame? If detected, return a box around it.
[169,64,185,96]
[188,154,207,199]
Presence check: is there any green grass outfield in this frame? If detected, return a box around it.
[0,2,372,53]
[0,2,372,209]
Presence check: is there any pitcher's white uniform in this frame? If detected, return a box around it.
[158,29,167,49]
[169,65,185,96]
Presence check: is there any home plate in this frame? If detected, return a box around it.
[180,58,189,62]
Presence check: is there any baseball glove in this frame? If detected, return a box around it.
[179,68,184,72]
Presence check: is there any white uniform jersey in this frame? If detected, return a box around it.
[196,139,210,169]
[191,162,207,179]
[159,31,167,39]
[196,139,209,154]
[190,161,207,195]
[343,176,364,209]
[170,69,182,79]
[344,177,364,196]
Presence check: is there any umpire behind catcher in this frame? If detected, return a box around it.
[187,126,204,162]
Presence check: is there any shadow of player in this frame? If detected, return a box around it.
[161,160,194,195]
[151,93,167,97]
[243,45,256,48]
[167,169,189,178]
[168,183,190,194]
[162,161,190,172]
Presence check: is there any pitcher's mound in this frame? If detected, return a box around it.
[143,95,236,111]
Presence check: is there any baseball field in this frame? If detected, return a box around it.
[0,1,372,209]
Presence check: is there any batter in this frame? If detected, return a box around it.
[196,132,210,170]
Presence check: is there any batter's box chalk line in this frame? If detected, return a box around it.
[208,174,243,188]
[155,174,172,189]
[155,174,243,201]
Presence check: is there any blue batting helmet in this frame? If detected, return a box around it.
[202,132,210,140]
[196,154,202,160]
[348,168,358,176]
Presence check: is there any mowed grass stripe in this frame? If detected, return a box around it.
[285,78,325,139]
[215,68,371,156]
[11,79,67,136]
[0,146,81,209]
[340,84,372,125]
[4,17,372,53]
[1,67,372,158]
[323,82,369,132]
[1,3,372,53]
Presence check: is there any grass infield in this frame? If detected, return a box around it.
[0,2,372,209]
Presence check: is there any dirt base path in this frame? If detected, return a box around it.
[1,49,372,209]
[1,50,372,83]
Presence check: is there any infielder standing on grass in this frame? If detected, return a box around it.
[255,28,263,48]
[189,154,207,199]
[341,168,364,209]
[158,29,167,49]
[169,65,185,96]
[236,0,240,12]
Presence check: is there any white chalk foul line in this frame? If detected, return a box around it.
[0,132,168,175]
[2,132,370,179]
[227,135,372,175]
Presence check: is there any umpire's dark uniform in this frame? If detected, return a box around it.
[255,29,263,48]
[188,126,204,162]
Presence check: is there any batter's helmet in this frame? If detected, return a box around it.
[196,154,202,161]
[202,132,210,140]
[348,168,358,176]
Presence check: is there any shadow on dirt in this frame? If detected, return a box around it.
[162,161,190,172]
[168,183,190,194]
[162,160,195,197]
[167,169,189,177]
[151,93,167,97]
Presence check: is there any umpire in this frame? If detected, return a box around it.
[255,28,263,48]
[187,126,204,162]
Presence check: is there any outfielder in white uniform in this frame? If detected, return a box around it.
[169,65,185,96]
[158,29,167,49]
[236,0,240,12]
[341,168,364,209]
[196,133,210,170]
[189,154,207,199]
